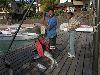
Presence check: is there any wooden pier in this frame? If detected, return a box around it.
[45,32,93,75]
[29,32,93,75]
[0,31,97,75]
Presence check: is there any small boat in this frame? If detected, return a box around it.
[0,30,39,41]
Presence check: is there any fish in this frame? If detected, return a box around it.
[44,51,58,68]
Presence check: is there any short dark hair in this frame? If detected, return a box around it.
[48,9,54,12]
[67,12,74,16]
[46,6,54,12]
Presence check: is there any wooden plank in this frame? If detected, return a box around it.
[67,32,86,75]
[98,57,100,75]
[74,49,85,75]
[0,56,6,74]
[45,51,66,75]
[0,68,8,75]
[82,45,93,75]
[67,58,77,75]
[45,48,68,74]
[82,58,92,75]
[74,33,87,75]
[51,53,68,75]
[74,32,85,75]
[58,58,73,75]
[82,35,93,75]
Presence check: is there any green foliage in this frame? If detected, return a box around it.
[40,0,57,12]
[0,0,13,13]
[0,0,12,4]
[55,10,64,16]
[33,12,42,19]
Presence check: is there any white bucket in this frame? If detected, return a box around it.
[41,26,46,34]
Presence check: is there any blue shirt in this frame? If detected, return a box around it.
[47,16,57,38]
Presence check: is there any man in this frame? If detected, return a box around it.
[36,9,58,69]
[47,9,57,51]
[67,12,80,58]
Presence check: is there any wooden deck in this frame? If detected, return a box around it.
[0,30,95,75]
[29,32,93,75]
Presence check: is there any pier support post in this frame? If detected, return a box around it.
[92,0,100,75]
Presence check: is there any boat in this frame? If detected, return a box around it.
[0,29,39,41]
[0,31,39,40]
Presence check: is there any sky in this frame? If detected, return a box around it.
[60,0,71,3]
[60,0,67,3]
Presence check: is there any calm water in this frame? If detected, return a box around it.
[0,40,34,54]
[0,28,36,54]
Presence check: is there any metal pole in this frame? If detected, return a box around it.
[92,0,100,75]
[97,0,100,74]
[97,0,100,23]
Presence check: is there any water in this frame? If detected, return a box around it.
[0,40,34,54]
[0,27,37,54]
[0,25,42,55]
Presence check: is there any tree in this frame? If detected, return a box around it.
[0,0,13,12]
[39,0,58,12]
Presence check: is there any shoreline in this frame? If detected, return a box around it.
[0,24,35,28]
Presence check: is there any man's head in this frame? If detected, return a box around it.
[48,9,54,17]
[67,12,74,19]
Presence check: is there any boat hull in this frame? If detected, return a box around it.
[0,35,33,40]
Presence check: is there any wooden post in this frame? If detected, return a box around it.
[92,0,100,75]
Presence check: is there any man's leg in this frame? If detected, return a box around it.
[68,31,76,57]
[49,36,56,50]
[45,36,57,68]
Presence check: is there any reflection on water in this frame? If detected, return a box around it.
[0,40,34,54]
